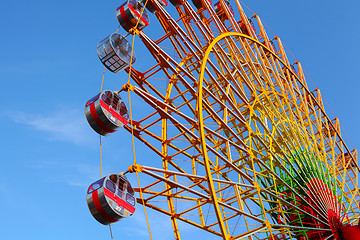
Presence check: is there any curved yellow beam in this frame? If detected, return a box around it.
[197,32,278,240]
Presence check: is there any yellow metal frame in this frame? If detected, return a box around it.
[114,0,360,239]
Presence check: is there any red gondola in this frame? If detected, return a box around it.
[169,0,182,6]
[116,0,150,32]
[84,90,129,136]
[270,40,278,54]
[87,173,136,225]
[97,33,136,73]
[261,40,278,57]
[214,1,234,21]
[239,18,256,36]
[191,0,211,10]
[143,0,168,13]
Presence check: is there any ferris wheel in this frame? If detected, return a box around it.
[84,0,360,239]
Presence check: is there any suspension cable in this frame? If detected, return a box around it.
[99,65,106,178]
[125,1,153,238]
[100,135,103,178]
[127,85,154,240]
[100,66,106,93]
[96,2,153,239]
[109,224,114,240]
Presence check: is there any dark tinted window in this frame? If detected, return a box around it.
[85,93,100,107]
[118,178,126,191]
[119,102,128,119]
[126,193,135,206]
[127,184,134,195]
[101,91,112,105]
[112,94,120,110]
[117,189,123,199]
[87,178,104,194]
[109,175,118,184]
[106,180,116,193]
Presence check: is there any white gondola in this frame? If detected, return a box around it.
[97,33,135,73]
[116,0,150,32]
[85,90,129,136]
[87,173,136,225]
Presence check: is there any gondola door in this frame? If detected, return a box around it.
[113,175,125,215]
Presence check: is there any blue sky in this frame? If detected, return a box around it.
[1,0,359,239]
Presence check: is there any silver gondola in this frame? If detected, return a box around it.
[116,0,150,32]
[97,33,135,73]
[87,173,136,225]
[84,90,129,136]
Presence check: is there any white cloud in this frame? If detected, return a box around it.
[7,109,94,145]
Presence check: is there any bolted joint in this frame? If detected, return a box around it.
[128,164,143,173]
[263,220,271,229]
[122,83,135,92]
[129,27,140,35]
[122,84,129,92]
[254,182,261,193]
